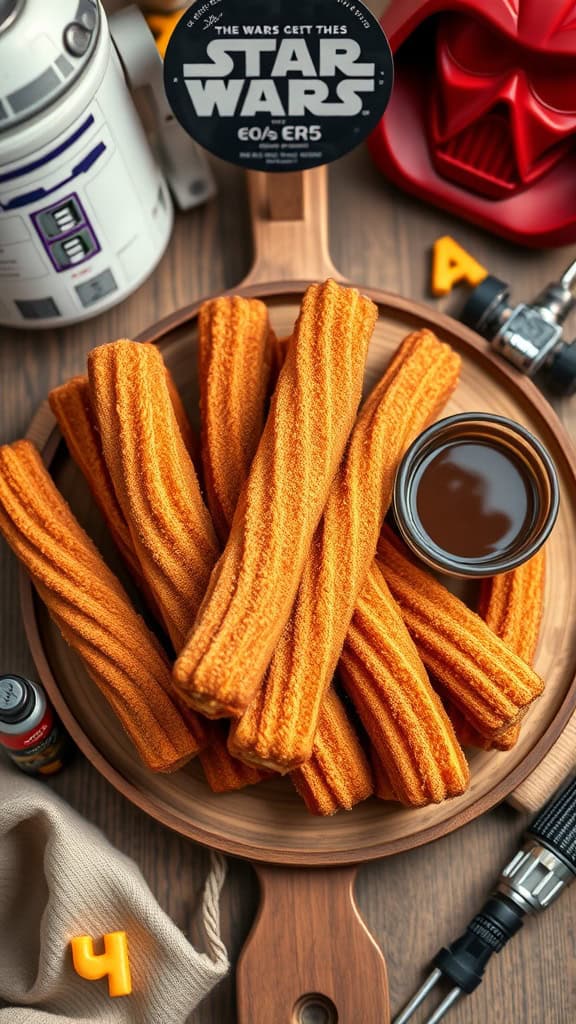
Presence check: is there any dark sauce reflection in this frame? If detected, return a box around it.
[415,442,534,558]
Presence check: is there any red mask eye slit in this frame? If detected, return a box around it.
[530,67,576,113]
[443,13,517,76]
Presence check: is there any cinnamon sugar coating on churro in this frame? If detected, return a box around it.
[479,549,546,665]
[88,341,219,653]
[49,376,143,589]
[447,549,546,752]
[371,755,400,803]
[163,364,202,468]
[0,441,203,772]
[199,296,275,543]
[199,722,270,792]
[377,529,545,737]
[197,293,373,803]
[267,333,290,393]
[174,280,378,718]
[339,563,469,806]
[442,698,520,752]
[230,329,461,772]
[291,688,374,815]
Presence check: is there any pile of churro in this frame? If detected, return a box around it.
[0,281,546,814]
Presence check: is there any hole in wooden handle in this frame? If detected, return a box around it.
[293,993,338,1024]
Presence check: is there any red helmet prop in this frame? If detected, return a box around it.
[368,0,576,246]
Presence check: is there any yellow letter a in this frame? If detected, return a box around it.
[431,236,487,296]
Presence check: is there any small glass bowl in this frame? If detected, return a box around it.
[392,413,559,578]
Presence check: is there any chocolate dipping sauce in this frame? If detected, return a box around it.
[393,413,559,578]
[414,441,535,559]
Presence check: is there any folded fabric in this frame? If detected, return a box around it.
[0,760,228,1023]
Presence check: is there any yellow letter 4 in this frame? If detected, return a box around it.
[431,236,487,296]
[71,931,132,997]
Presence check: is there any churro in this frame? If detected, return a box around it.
[441,697,520,752]
[174,280,378,717]
[197,296,372,802]
[291,689,374,815]
[377,528,545,737]
[198,296,275,542]
[339,563,469,805]
[447,549,546,751]
[200,722,270,792]
[479,548,546,665]
[196,298,287,790]
[371,755,399,803]
[48,376,144,592]
[0,440,204,772]
[230,329,461,772]
[267,333,289,393]
[49,366,201,612]
[88,341,219,652]
[164,365,202,470]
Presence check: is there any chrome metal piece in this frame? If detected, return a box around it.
[498,840,575,913]
[492,303,563,374]
[393,969,444,1024]
[424,987,462,1024]
[560,258,576,294]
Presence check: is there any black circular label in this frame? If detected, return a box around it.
[164,0,393,172]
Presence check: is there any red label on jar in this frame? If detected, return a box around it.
[0,704,54,751]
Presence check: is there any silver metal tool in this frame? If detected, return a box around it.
[461,258,576,394]
[393,776,576,1024]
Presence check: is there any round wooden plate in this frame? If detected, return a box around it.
[23,281,576,865]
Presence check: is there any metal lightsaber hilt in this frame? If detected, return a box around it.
[393,776,576,1024]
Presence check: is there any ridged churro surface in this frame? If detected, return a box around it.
[49,376,141,586]
[371,755,399,802]
[291,688,374,815]
[230,330,461,771]
[164,363,201,467]
[0,441,203,772]
[448,549,546,751]
[340,563,469,806]
[198,296,274,543]
[199,722,270,792]
[197,297,374,801]
[479,549,546,664]
[88,341,219,652]
[442,698,520,752]
[377,529,545,737]
[174,280,378,717]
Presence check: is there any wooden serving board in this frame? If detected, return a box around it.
[21,167,576,1024]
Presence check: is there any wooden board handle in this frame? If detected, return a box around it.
[509,710,576,813]
[236,864,389,1024]
[240,168,344,289]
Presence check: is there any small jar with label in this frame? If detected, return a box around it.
[0,674,71,775]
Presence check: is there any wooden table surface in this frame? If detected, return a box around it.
[2,6,576,1022]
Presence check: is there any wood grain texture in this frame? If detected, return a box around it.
[237,866,389,1024]
[242,168,341,285]
[2,9,576,1018]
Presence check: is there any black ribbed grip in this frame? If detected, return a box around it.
[528,776,576,873]
[468,907,512,952]
[433,896,525,994]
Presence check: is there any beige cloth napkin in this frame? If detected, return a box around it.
[0,760,229,1023]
